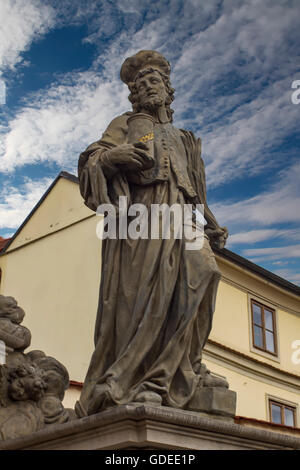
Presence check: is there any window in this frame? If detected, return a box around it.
[251,299,277,355]
[269,400,297,427]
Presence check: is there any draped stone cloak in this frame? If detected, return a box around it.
[76,112,222,416]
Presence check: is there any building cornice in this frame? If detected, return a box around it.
[204,339,300,394]
[1,403,300,450]
[219,274,299,317]
[214,247,300,298]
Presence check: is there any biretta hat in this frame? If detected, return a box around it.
[120,50,171,85]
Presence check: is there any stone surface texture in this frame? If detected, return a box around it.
[0,404,299,450]
[76,49,233,418]
[0,295,76,441]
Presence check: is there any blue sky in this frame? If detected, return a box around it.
[0,0,300,285]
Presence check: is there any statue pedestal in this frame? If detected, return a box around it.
[187,387,237,417]
[1,404,300,450]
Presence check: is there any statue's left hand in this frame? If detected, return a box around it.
[205,226,228,249]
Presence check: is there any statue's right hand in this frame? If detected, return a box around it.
[104,142,154,171]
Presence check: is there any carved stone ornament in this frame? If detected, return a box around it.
[0,295,76,441]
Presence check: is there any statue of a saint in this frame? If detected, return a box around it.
[76,50,228,417]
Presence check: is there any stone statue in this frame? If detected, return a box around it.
[0,295,31,352]
[0,295,75,440]
[76,50,235,418]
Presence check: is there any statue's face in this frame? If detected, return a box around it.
[42,370,66,400]
[135,70,167,109]
[9,371,46,401]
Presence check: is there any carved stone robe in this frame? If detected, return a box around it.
[76,112,221,416]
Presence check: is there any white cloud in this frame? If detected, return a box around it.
[1,0,299,186]
[169,1,300,186]
[211,159,300,283]
[0,0,55,72]
[0,1,205,172]
[203,80,300,187]
[227,228,300,246]
[272,268,300,284]
[0,177,52,229]
[271,260,289,266]
[0,71,130,172]
[244,245,300,259]
[243,245,300,261]
[228,229,284,246]
[0,78,5,104]
[1,1,186,173]
[211,161,300,228]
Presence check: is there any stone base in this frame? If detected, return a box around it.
[187,387,236,417]
[0,404,300,450]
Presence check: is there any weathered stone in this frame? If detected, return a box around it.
[0,295,76,441]
[0,404,299,450]
[76,50,233,418]
[187,387,237,418]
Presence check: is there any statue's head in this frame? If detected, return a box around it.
[27,351,69,401]
[7,363,47,402]
[120,50,175,121]
[0,295,25,324]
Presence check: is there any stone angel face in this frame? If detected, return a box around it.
[7,364,47,402]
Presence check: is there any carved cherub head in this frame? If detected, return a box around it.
[0,295,25,324]
[7,363,47,402]
[27,351,69,401]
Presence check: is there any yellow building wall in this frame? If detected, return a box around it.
[211,280,249,352]
[211,261,300,376]
[7,177,93,251]
[0,214,102,383]
[63,387,81,409]
[203,358,300,424]
[277,308,300,373]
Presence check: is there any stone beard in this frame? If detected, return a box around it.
[76,50,229,418]
[143,95,165,113]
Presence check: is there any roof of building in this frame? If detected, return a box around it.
[1,171,299,297]
[0,237,11,252]
[214,246,300,297]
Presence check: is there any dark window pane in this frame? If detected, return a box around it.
[254,325,263,348]
[284,408,295,427]
[253,303,262,325]
[271,404,282,424]
[265,309,274,331]
[266,331,275,353]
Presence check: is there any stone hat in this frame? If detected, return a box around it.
[120,50,171,85]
